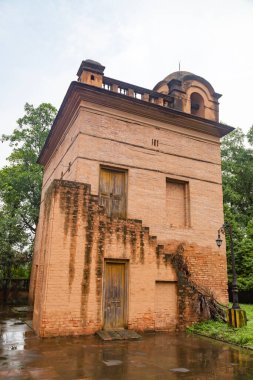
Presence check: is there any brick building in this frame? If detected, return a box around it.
[29,60,233,337]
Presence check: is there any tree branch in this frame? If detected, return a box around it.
[20,214,36,234]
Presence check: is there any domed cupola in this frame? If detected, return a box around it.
[154,71,222,121]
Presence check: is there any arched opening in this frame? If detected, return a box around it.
[190,92,205,117]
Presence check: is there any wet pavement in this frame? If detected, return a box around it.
[1,306,253,379]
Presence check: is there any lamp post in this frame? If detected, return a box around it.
[216,222,247,327]
[216,223,239,309]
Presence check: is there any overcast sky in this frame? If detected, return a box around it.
[1,0,253,167]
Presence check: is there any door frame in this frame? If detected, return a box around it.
[98,165,128,218]
[102,259,129,329]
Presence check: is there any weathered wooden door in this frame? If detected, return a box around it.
[104,262,127,329]
[99,168,127,218]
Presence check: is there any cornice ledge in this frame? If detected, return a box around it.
[38,81,234,165]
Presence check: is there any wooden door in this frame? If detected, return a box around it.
[99,168,127,218]
[104,262,127,329]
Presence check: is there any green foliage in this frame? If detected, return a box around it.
[0,206,30,279]
[0,103,57,231]
[12,265,31,279]
[237,219,253,291]
[222,127,253,224]
[221,126,253,291]
[187,304,253,348]
[0,103,57,280]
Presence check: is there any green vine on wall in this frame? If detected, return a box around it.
[167,244,227,323]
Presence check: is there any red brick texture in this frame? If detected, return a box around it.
[31,180,228,337]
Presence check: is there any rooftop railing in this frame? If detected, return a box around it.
[102,76,173,108]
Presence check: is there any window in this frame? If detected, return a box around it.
[99,167,127,218]
[166,179,190,227]
[190,92,205,117]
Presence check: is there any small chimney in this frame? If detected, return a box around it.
[77,59,105,87]
[168,79,186,111]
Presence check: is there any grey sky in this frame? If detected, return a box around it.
[1,0,253,166]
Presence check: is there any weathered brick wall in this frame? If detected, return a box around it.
[32,102,225,250]
[74,104,224,246]
[164,241,228,302]
[33,180,178,336]
[30,98,228,337]
[32,180,227,337]
[162,241,228,328]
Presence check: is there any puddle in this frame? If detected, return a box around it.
[1,305,253,379]
[170,367,190,373]
[103,360,123,366]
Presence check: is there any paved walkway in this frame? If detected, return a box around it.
[1,306,253,379]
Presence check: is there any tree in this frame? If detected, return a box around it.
[236,218,253,291]
[221,125,253,291]
[0,205,31,301]
[0,103,57,284]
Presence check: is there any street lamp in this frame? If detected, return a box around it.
[216,223,239,309]
[216,223,247,327]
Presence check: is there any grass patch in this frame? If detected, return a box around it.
[187,304,253,348]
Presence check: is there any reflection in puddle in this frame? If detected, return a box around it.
[170,367,190,373]
[0,306,253,379]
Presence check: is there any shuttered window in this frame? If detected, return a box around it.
[99,167,127,218]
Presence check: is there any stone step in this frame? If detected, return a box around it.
[96,329,141,341]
